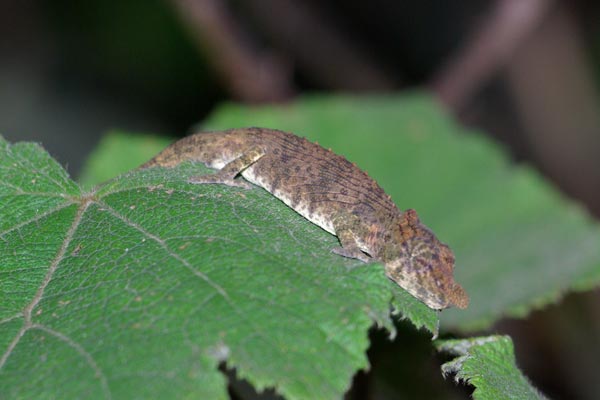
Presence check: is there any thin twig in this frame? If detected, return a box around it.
[169,0,294,102]
[431,0,553,112]
[236,0,396,91]
[506,3,600,215]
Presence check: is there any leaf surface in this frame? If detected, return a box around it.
[0,135,435,399]
[436,335,548,400]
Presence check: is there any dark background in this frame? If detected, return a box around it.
[2,1,600,398]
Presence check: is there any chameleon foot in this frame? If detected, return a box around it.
[331,246,371,263]
[188,174,252,189]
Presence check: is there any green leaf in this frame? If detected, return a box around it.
[0,135,436,399]
[77,130,172,189]
[79,93,600,332]
[436,335,548,400]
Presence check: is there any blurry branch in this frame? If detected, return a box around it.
[236,0,396,91]
[433,0,600,215]
[431,0,553,112]
[169,0,294,102]
[506,3,600,215]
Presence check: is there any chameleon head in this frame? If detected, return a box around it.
[385,209,469,310]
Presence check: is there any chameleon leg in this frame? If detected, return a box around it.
[188,146,265,189]
[331,217,372,263]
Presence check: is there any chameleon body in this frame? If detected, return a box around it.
[141,128,469,310]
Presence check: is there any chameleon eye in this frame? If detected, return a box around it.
[442,249,455,265]
[403,209,420,225]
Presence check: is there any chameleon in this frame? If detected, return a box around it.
[141,127,469,310]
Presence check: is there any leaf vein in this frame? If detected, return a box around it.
[0,201,76,239]
[0,197,90,370]
[32,324,112,400]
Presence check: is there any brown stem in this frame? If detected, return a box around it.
[169,0,294,102]
[236,0,396,91]
[431,0,553,112]
[506,3,600,215]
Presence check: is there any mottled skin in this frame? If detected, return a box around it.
[141,128,469,310]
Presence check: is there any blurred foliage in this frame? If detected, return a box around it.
[44,0,220,127]
[78,130,171,189]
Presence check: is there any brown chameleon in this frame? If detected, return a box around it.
[141,128,469,310]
